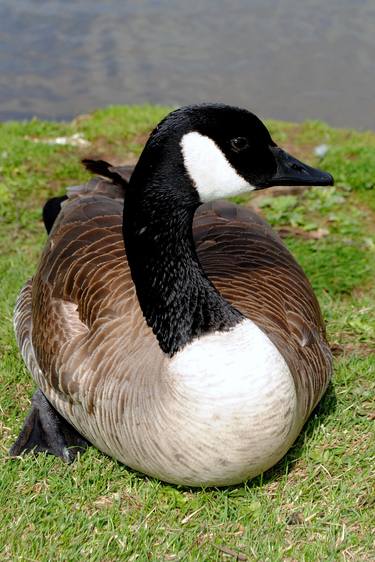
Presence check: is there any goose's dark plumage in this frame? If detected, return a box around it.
[11,104,333,486]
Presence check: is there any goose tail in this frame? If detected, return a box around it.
[82,158,133,185]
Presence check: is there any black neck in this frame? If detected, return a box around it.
[123,149,242,356]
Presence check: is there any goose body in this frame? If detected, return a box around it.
[12,104,333,486]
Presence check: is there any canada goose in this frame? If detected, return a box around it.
[10,104,333,486]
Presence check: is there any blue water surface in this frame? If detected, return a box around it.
[0,0,374,128]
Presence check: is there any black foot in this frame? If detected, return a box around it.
[9,389,90,463]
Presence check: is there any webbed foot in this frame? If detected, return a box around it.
[9,389,89,463]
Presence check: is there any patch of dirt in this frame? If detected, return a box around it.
[277,226,329,240]
[276,124,320,163]
[79,141,139,167]
[81,131,149,165]
[330,342,374,357]
[286,512,305,526]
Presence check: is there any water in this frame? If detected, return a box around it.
[1,0,374,129]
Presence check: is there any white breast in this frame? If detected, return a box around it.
[148,319,299,485]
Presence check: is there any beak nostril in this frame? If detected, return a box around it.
[291,163,303,172]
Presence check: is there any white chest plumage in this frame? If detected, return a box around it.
[152,319,299,485]
[80,318,298,487]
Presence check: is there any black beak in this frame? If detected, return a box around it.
[257,147,334,188]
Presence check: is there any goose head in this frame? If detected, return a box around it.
[124,104,333,357]
[131,103,333,204]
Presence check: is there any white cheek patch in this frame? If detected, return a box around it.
[181,131,255,202]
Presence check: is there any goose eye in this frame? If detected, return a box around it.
[230,137,249,152]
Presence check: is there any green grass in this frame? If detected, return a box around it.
[0,106,374,561]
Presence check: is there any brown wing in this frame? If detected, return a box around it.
[194,200,332,421]
[26,177,160,408]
